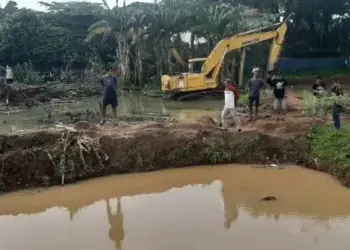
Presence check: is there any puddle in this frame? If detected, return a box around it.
[0,165,349,250]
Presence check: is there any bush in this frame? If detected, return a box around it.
[301,91,350,115]
[311,125,350,177]
[14,62,44,85]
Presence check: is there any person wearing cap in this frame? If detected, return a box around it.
[221,79,241,132]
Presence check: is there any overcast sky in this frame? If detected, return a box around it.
[2,0,153,11]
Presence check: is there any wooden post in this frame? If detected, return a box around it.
[239,48,246,88]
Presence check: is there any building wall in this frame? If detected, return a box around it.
[277,57,347,73]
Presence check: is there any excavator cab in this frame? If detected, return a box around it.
[188,58,207,73]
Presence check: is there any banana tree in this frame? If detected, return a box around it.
[191,3,246,50]
[146,0,188,80]
[86,0,134,82]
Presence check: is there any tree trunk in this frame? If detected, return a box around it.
[190,32,195,58]
[155,48,163,82]
[136,45,143,85]
[117,36,130,82]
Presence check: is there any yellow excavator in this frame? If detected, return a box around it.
[161,16,291,101]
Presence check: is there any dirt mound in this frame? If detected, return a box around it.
[0,120,314,193]
[74,121,99,131]
[244,116,324,135]
[197,115,217,126]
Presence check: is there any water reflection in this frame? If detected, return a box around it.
[0,94,223,133]
[106,198,125,250]
[221,183,238,230]
[0,165,350,250]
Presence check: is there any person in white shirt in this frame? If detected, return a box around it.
[221,79,242,132]
[5,65,14,84]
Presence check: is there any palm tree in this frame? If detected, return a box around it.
[127,4,150,85]
[191,3,246,50]
[85,0,134,81]
[146,0,188,79]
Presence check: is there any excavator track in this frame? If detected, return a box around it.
[169,89,224,101]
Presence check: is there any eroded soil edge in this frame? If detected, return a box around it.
[0,117,338,194]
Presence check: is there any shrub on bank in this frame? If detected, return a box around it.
[301,91,350,115]
[310,125,350,177]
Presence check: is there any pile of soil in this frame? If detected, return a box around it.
[0,116,322,193]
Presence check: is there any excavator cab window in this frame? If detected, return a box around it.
[188,58,207,73]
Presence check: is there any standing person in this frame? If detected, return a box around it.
[100,66,118,125]
[5,65,13,85]
[221,79,241,132]
[331,77,344,129]
[267,71,288,113]
[248,67,265,121]
[312,76,326,97]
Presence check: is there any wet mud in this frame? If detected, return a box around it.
[0,113,327,193]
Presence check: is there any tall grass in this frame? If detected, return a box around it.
[301,91,350,115]
[311,125,350,177]
[14,62,44,85]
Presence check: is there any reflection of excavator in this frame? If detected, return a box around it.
[162,16,291,101]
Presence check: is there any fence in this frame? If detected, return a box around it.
[277,57,347,73]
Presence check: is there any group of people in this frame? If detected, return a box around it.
[99,65,345,130]
[312,76,344,129]
[220,67,288,132]
[220,67,344,131]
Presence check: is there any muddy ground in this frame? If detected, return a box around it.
[0,78,348,193]
[0,82,101,109]
[0,109,338,194]
[0,75,344,108]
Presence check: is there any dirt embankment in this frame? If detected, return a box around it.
[0,115,328,194]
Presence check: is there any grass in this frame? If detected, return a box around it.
[286,69,350,79]
[310,125,350,177]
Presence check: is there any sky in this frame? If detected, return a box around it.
[2,0,152,11]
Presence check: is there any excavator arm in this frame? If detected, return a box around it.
[161,16,291,99]
[203,20,289,81]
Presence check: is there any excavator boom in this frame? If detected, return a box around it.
[161,16,291,100]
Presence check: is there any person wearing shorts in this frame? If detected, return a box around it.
[248,68,265,121]
[268,71,288,113]
[100,67,118,125]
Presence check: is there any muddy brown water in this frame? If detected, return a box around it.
[0,94,223,133]
[0,164,350,250]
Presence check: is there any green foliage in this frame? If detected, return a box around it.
[301,91,350,115]
[311,125,350,177]
[237,93,249,107]
[14,62,43,84]
[1,0,350,86]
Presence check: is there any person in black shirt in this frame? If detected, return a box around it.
[267,71,288,112]
[312,76,326,97]
[100,66,118,125]
[331,77,344,129]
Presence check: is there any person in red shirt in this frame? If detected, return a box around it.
[221,79,241,132]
